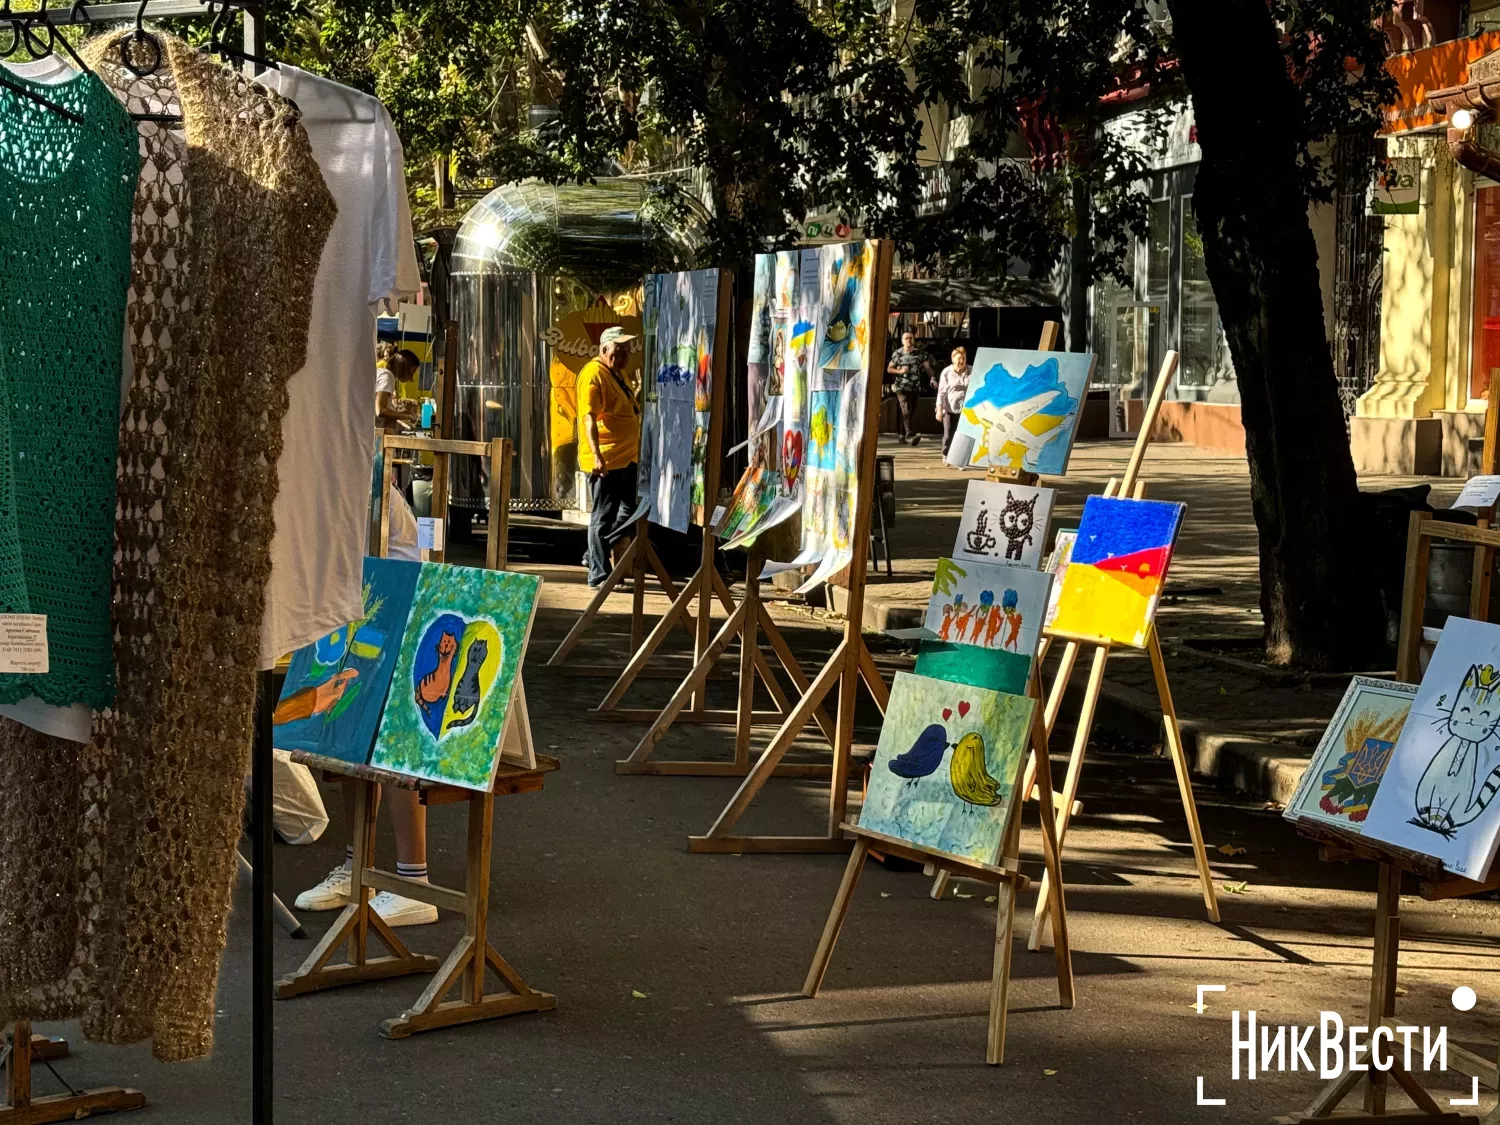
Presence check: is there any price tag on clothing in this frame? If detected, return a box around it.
[417,517,445,551]
[0,614,48,673]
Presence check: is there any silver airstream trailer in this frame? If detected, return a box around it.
[447,179,706,524]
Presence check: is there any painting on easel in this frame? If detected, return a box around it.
[1283,677,1416,832]
[1049,496,1184,647]
[952,481,1055,569]
[943,348,1093,477]
[641,268,720,532]
[370,564,541,791]
[273,557,421,766]
[912,560,1050,695]
[1362,617,1500,877]
[859,671,1034,865]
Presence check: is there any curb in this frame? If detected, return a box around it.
[1088,676,1312,807]
[827,586,924,631]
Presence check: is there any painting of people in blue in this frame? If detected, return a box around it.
[273,557,421,768]
[859,672,1034,865]
[943,348,1095,477]
[371,563,541,791]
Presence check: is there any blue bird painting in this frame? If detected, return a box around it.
[888,722,949,779]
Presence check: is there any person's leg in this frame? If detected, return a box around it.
[293,777,370,911]
[942,410,958,456]
[899,392,922,445]
[602,463,641,543]
[894,392,910,441]
[386,787,428,878]
[586,470,611,586]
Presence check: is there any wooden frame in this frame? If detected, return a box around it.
[548,269,734,678]
[276,460,555,1038]
[1,1024,144,1124]
[375,433,512,569]
[275,756,559,1038]
[1279,515,1500,1123]
[802,658,1075,1065]
[677,240,896,852]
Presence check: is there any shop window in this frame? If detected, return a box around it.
[1472,185,1500,401]
[1178,197,1232,389]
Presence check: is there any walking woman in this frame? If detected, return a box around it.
[936,345,972,457]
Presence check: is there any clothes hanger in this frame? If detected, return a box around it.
[202,0,277,71]
[0,0,84,123]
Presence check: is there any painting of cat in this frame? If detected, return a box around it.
[952,481,1054,570]
[1362,617,1500,878]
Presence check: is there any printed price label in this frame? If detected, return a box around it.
[0,614,48,673]
[709,505,727,532]
[417,517,445,551]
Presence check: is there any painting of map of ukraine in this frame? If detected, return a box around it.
[1049,496,1184,648]
[943,347,1094,477]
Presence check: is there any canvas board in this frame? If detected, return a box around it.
[952,481,1055,569]
[1049,496,1184,648]
[1283,676,1416,833]
[641,268,719,532]
[858,671,1034,865]
[1362,617,1500,878]
[943,348,1094,477]
[1043,530,1076,629]
[370,564,542,791]
[273,557,421,767]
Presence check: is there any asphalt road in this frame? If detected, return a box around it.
[27,591,1500,1125]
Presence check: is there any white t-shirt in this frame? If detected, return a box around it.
[375,364,398,396]
[255,65,420,667]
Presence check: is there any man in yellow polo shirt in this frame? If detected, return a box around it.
[579,325,642,587]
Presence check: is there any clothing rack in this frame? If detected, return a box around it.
[4,8,276,1122]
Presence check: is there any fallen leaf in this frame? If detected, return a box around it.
[955,892,974,900]
[880,892,891,898]
[1217,844,1247,857]
[631,990,649,999]
[1043,1069,1058,1076]
[985,895,997,903]
[1223,881,1249,894]
[1395,986,1409,997]
[1218,686,1228,695]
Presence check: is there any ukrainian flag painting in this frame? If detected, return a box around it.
[1049,496,1185,648]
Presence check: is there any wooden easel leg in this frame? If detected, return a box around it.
[715,569,838,747]
[856,639,889,715]
[827,638,865,834]
[802,838,871,996]
[1366,863,1402,1114]
[630,518,648,653]
[690,523,717,715]
[621,597,750,765]
[987,878,1018,1066]
[3,1021,146,1123]
[546,535,639,665]
[1028,645,1108,951]
[736,558,762,768]
[1147,630,1220,924]
[696,641,847,842]
[597,570,702,711]
[1026,670,1074,1009]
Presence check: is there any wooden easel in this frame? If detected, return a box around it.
[276,445,556,1038]
[665,240,902,852]
[1,1023,143,1124]
[376,433,512,569]
[985,353,1222,944]
[1281,514,1500,1123]
[802,657,1075,1065]
[549,269,734,673]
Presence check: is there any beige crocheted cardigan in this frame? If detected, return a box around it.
[0,31,335,1062]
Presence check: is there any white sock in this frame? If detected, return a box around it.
[343,845,354,872]
[396,860,429,884]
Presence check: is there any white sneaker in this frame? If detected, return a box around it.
[371,890,438,927]
[294,866,351,912]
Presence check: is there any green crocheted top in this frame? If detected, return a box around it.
[0,69,138,707]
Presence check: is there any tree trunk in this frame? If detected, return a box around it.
[1166,0,1384,669]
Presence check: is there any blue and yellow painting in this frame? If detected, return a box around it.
[273,557,421,768]
[944,348,1093,477]
[818,241,871,371]
[370,563,541,790]
[859,672,1034,865]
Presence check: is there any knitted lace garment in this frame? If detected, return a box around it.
[0,33,335,1062]
[0,65,136,707]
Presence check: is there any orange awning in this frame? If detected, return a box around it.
[1384,31,1500,134]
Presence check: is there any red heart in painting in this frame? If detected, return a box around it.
[941,707,952,720]
[957,701,970,718]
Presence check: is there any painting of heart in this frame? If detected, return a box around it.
[958,700,970,718]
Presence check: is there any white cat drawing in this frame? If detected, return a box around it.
[1413,662,1500,838]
